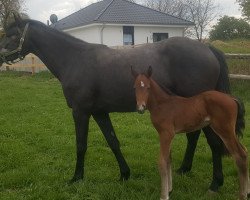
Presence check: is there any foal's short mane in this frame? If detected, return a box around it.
[149,77,176,96]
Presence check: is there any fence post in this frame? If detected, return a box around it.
[31,56,35,75]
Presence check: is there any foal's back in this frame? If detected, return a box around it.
[152,91,237,134]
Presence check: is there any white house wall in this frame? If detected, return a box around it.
[65,24,185,46]
[65,26,101,44]
[134,26,184,44]
[102,26,123,46]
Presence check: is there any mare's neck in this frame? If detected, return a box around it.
[147,78,171,110]
[27,22,90,80]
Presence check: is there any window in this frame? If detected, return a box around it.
[123,26,134,45]
[153,33,169,42]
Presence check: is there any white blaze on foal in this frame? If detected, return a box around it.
[141,81,145,87]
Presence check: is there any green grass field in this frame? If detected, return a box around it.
[211,39,250,54]
[0,71,249,200]
[211,39,250,75]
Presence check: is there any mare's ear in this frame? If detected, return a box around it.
[13,12,22,27]
[146,66,152,77]
[131,66,138,78]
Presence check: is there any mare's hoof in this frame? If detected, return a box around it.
[176,167,191,174]
[68,176,83,185]
[207,189,217,197]
[208,179,223,193]
[247,192,250,198]
[120,170,130,181]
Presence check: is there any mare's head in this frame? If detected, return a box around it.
[0,13,29,65]
[131,66,152,114]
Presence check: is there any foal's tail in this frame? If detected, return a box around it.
[234,98,245,138]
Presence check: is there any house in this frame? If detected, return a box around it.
[53,0,194,46]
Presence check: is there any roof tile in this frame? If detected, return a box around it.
[53,0,193,30]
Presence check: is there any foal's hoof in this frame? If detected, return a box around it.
[247,193,250,198]
[119,170,130,181]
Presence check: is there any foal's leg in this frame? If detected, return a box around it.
[70,110,90,183]
[214,127,248,200]
[93,112,130,181]
[203,126,224,192]
[177,130,201,173]
[224,139,248,200]
[159,131,174,200]
[168,151,173,193]
[248,176,250,197]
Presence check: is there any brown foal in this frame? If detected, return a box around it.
[132,66,249,200]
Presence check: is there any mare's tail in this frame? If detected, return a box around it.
[209,45,232,155]
[209,45,231,94]
[234,98,245,138]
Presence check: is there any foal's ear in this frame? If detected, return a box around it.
[146,66,153,78]
[131,66,138,78]
[13,12,22,27]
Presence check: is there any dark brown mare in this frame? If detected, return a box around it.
[0,14,230,192]
[132,66,249,200]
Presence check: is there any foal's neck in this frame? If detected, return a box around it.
[147,78,171,110]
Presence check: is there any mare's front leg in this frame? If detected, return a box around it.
[203,126,224,192]
[177,130,201,173]
[70,110,90,183]
[159,131,174,200]
[93,112,130,181]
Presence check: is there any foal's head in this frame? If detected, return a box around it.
[131,66,152,114]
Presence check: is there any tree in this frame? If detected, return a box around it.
[209,15,250,40]
[141,0,219,41]
[0,0,25,31]
[183,0,218,41]
[143,0,189,18]
[237,0,250,20]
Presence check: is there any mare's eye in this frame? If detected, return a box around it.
[6,27,20,37]
[10,35,17,40]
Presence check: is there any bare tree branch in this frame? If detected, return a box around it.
[141,0,219,41]
[183,0,218,41]
[0,0,25,30]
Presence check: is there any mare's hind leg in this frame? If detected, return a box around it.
[177,130,201,173]
[92,112,130,181]
[203,126,224,192]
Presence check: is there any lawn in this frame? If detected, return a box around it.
[0,71,249,200]
[211,39,250,54]
[210,39,250,75]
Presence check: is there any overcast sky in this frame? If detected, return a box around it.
[25,0,242,25]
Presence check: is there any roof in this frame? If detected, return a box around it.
[52,0,194,30]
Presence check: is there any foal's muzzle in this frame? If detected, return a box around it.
[137,105,146,114]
